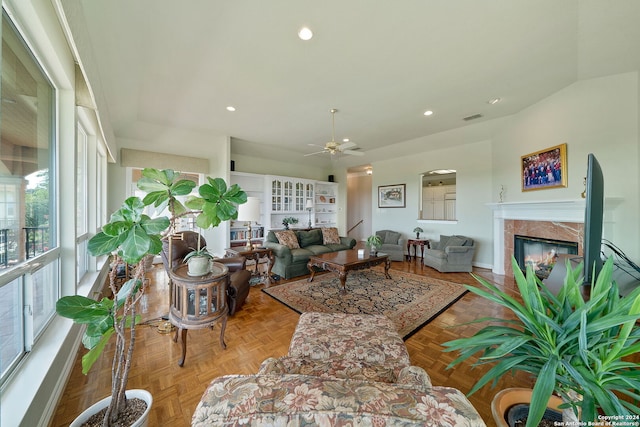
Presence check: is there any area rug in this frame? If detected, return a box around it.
[262,268,468,339]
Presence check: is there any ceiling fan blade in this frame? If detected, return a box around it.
[307,143,326,148]
[338,141,356,150]
[304,150,328,156]
[342,149,365,156]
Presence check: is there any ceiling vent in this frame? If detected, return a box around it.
[463,113,483,121]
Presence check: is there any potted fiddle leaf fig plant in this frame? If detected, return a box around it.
[443,256,640,427]
[56,197,170,427]
[136,169,247,271]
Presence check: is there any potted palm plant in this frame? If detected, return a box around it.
[443,256,640,427]
[182,232,213,276]
[56,197,170,426]
[366,234,382,255]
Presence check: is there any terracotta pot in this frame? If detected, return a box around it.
[70,389,152,427]
[491,388,563,427]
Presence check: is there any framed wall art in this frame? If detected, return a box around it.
[378,184,406,208]
[521,143,567,191]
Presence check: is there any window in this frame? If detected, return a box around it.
[76,122,89,279]
[0,12,57,383]
[419,170,457,221]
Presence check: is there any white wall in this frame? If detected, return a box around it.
[492,71,639,261]
[371,139,494,268]
[232,153,331,182]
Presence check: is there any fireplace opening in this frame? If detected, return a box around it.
[514,235,579,279]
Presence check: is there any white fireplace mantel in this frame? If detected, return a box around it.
[487,200,586,274]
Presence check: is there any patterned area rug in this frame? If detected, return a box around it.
[262,268,468,339]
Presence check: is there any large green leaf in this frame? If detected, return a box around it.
[140,215,170,235]
[81,328,114,374]
[526,357,558,427]
[119,224,153,264]
[87,231,123,256]
[56,295,112,323]
[171,179,197,195]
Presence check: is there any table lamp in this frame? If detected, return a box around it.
[305,198,314,228]
[237,197,260,251]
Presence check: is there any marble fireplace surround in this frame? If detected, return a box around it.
[488,200,585,275]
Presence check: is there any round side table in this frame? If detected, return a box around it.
[169,262,229,367]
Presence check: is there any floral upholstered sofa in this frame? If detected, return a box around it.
[192,312,486,426]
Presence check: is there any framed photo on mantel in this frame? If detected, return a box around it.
[378,184,406,208]
[521,143,567,192]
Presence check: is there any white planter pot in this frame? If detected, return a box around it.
[70,389,152,427]
[187,256,210,276]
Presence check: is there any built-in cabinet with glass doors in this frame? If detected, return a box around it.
[230,172,338,242]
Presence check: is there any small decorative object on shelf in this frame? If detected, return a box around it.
[282,216,299,230]
[413,227,423,238]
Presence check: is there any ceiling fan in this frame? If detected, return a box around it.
[305,109,365,157]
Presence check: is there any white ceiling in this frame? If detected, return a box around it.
[65,1,640,170]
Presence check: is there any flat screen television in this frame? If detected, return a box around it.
[583,153,604,284]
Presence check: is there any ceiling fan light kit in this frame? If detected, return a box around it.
[305,109,365,157]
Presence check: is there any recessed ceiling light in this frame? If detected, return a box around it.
[488,97,501,105]
[226,106,236,112]
[298,27,313,41]
[342,138,350,142]
[423,110,434,116]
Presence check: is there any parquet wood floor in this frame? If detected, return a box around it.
[49,260,532,426]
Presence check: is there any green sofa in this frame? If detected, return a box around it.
[264,228,356,279]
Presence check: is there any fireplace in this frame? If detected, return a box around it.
[488,200,587,275]
[514,235,578,279]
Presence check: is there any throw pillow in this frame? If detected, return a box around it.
[437,235,451,250]
[446,236,466,247]
[298,229,323,247]
[321,227,341,245]
[274,230,300,249]
[384,231,401,245]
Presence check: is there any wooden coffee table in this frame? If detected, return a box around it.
[307,249,391,292]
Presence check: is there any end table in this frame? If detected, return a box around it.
[225,246,275,285]
[169,262,229,367]
[406,238,430,262]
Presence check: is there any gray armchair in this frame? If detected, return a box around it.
[375,230,405,261]
[423,235,475,272]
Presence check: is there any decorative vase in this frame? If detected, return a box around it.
[370,245,377,256]
[70,389,152,427]
[187,256,210,276]
[416,232,420,238]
